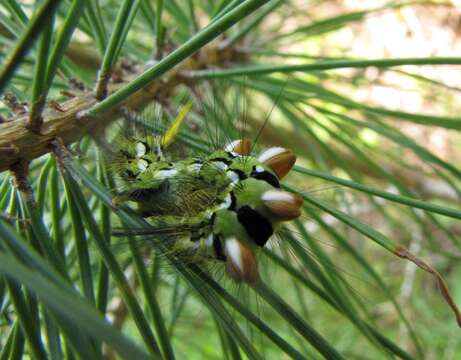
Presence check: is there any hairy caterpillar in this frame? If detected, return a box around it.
[109,104,302,284]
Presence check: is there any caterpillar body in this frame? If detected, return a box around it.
[110,110,302,284]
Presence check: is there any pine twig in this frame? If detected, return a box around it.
[0,44,234,173]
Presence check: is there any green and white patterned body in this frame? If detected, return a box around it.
[111,130,301,283]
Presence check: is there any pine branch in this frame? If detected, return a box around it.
[0,45,233,173]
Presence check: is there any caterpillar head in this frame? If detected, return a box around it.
[213,139,303,284]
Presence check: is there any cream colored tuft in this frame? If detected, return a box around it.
[227,171,240,184]
[156,169,177,178]
[225,238,243,272]
[137,159,149,172]
[206,234,214,247]
[135,142,146,157]
[261,190,295,202]
[224,140,242,153]
[213,161,228,171]
[218,193,232,210]
[258,147,286,163]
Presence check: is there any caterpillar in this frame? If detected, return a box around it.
[108,104,303,284]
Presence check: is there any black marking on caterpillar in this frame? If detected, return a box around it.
[251,166,280,188]
[213,235,227,261]
[237,206,273,247]
[210,157,233,165]
[231,168,247,181]
[229,191,237,211]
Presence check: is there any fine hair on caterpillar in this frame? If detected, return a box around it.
[103,79,313,285]
[105,79,366,294]
[110,138,301,283]
[272,226,381,301]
